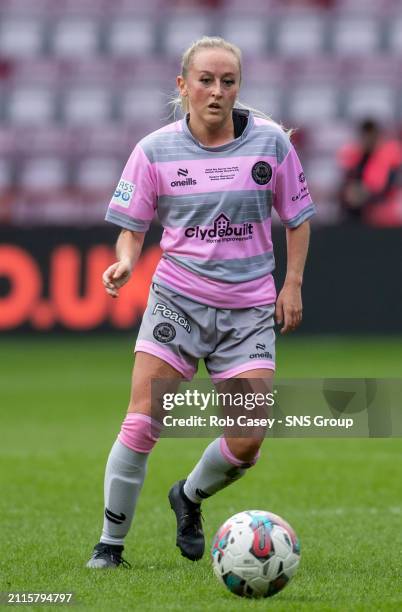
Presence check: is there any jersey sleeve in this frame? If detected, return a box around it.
[273,138,316,228]
[105,144,156,232]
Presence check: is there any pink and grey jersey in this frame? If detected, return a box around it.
[105,110,315,308]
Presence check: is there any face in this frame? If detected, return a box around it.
[177,48,241,129]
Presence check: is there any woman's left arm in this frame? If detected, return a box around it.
[275,220,310,335]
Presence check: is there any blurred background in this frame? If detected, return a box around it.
[0,0,401,334]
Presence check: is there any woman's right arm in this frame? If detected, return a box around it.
[102,229,145,298]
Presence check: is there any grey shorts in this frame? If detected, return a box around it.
[135,282,276,382]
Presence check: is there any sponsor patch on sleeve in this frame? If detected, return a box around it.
[111,179,136,208]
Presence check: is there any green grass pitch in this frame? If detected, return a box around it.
[1,336,401,611]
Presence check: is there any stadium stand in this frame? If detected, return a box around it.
[0,0,401,225]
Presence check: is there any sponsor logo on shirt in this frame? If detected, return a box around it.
[153,302,191,333]
[153,322,176,343]
[204,165,240,181]
[171,168,197,187]
[111,179,136,208]
[185,213,253,243]
[292,185,309,202]
[251,161,272,185]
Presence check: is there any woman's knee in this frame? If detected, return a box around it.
[225,436,264,464]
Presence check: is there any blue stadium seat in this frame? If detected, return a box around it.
[0,160,13,191]
[118,87,166,123]
[6,87,56,125]
[20,157,68,192]
[331,17,381,55]
[274,14,326,57]
[344,83,397,122]
[107,19,155,56]
[238,87,282,123]
[306,155,343,223]
[51,19,101,57]
[62,88,113,125]
[0,18,44,58]
[163,15,213,56]
[76,156,122,192]
[307,120,354,155]
[388,17,402,54]
[287,84,339,124]
[220,18,269,55]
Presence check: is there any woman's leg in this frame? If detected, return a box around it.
[169,369,273,562]
[87,352,183,568]
[183,369,273,503]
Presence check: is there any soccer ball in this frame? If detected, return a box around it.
[211,510,300,598]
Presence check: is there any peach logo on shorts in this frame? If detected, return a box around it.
[153,303,191,333]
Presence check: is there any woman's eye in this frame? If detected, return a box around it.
[200,78,211,84]
[223,80,235,86]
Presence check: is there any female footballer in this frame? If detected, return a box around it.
[86,36,315,568]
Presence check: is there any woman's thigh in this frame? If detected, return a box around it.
[128,351,184,416]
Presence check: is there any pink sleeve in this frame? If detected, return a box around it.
[274,145,316,228]
[105,144,157,232]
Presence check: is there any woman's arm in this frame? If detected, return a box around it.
[102,229,145,298]
[275,220,310,334]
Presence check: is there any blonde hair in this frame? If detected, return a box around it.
[170,36,291,136]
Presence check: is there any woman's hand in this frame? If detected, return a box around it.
[275,282,303,334]
[102,258,132,298]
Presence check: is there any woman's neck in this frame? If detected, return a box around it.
[187,114,235,147]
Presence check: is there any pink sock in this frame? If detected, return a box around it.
[220,436,260,466]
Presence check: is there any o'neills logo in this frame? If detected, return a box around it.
[171,177,197,187]
[185,213,253,240]
[171,169,197,187]
[249,351,273,359]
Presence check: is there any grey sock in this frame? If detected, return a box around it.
[183,438,251,504]
[100,439,148,546]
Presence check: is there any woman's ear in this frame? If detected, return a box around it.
[177,75,188,97]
